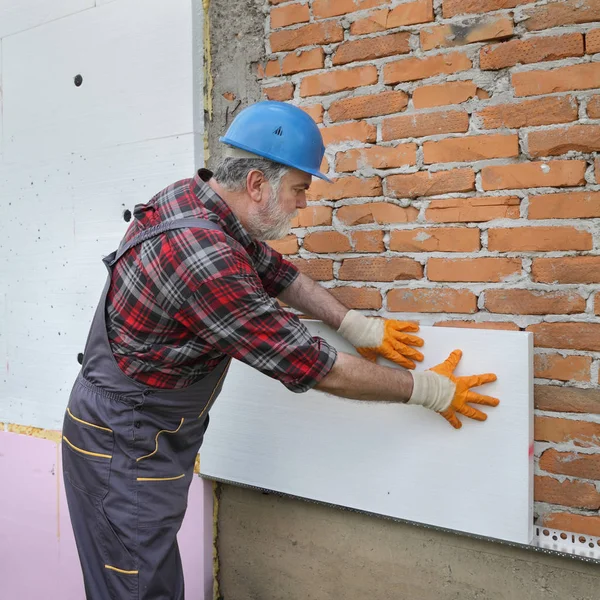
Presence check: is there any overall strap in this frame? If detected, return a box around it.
[109,218,224,267]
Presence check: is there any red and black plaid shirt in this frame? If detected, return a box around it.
[106,169,337,392]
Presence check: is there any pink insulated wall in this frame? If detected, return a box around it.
[0,431,213,599]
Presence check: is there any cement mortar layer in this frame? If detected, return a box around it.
[216,484,600,600]
[206,0,265,169]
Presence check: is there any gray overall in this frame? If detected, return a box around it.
[62,219,231,599]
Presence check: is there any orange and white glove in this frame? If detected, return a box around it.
[408,349,499,429]
[337,310,424,370]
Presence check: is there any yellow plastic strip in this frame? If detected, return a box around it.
[136,474,186,482]
[198,359,232,419]
[136,418,184,462]
[62,436,112,459]
[104,564,139,575]
[67,407,112,433]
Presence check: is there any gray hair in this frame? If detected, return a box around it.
[213,158,290,194]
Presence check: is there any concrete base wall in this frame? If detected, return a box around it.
[216,484,600,600]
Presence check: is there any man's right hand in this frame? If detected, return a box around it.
[409,349,500,429]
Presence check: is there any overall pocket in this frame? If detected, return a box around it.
[135,413,206,526]
[62,405,114,499]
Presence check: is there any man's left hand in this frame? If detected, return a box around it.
[337,310,424,370]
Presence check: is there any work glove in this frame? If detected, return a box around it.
[408,349,499,429]
[337,310,424,370]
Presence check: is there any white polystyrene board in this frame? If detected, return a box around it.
[201,321,534,545]
[0,0,94,39]
[0,133,197,430]
[2,0,194,162]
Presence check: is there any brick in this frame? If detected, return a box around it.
[513,63,600,97]
[427,257,521,282]
[329,287,383,310]
[488,226,592,252]
[534,476,600,510]
[267,235,299,254]
[277,48,325,76]
[339,257,423,281]
[485,289,585,315]
[382,110,469,141]
[350,230,385,252]
[426,196,520,223]
[588,95,600,118]
[320,121,377,146]
[271,3,310,29]
[337,203,419,225]
[303,231,351,253]
[300,65,378,97]
[388,169,475,198]
[333,32,411,66]
[387,288,478,313]
[313,0,386,19]
[389,227,481,252]
[329,91,409,122]
[528,124,600,158]
[534,353,591,382]
[529,191,600,220]
[541,513,600,538]
[443,0,533,18]
[384,52,472,85]
[270,21,344,52]
[308,176,382,201]
[288,258,333,281]
[535,385,600,415]
[522,0,600,32]
[477,96,578,129]
[527,322,600,353]
[420,17,514,52]
[540,449,600,480]
[481,33,584,71]
[413,81,485,109]
[336,202,419,226]
[434,321,520,331]
[535,416,600,449]
[481,160,587,191]
[336,144,418,172]
[388,0,434,27]
[264,82,294,101]
[423,134,519,164]
[294,206,332,227]
[350,10,389,35]
[587,29,600,54]
[300,104,324,124]
[532,257,600,284]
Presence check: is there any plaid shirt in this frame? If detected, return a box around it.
[106,169,337,392]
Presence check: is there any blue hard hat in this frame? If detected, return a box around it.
[219,101,331,182]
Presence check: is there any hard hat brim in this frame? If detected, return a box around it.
[219,137,332,183]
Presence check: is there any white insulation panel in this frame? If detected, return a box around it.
[2,0,194,162]
[201,322,534,545]
[0,0,94,39]
[0,0,203,430]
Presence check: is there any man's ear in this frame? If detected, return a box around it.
[246,170,267,204]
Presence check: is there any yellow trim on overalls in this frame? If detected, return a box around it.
[67,407,112,433]
[136,418,185,462]
[104,564,139,575]
[198,358,231,419]
[62,436,112,459]
[137,474,186,482]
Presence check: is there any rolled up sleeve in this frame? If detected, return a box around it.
[174,273,337,392]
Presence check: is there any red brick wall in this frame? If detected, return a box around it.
[261,0,600,537]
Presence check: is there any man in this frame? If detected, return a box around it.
[62,100,498,599]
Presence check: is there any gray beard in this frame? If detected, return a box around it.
[247,191,297,241]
